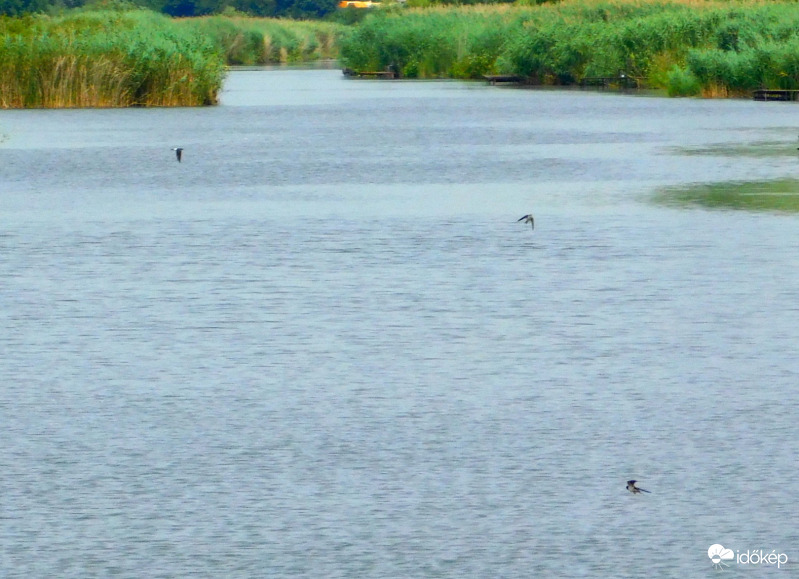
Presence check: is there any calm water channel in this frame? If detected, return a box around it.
[2,69,799,577]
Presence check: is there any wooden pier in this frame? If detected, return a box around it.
[753,89,799,101]
[342,68,398,79]
[580,75,640,89]
[483,75,524,86]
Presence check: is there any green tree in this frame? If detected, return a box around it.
[0,0,54,16]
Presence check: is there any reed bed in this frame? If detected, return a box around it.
[339,7,518,78]
[0,10,225,108]
[338,0,799,97]
[184,16,344,65]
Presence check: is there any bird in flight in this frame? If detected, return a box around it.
[627,480,651,494]
[172,147,183,162]
[517,214,534,230]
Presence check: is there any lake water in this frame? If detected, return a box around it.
[1,69,798,577]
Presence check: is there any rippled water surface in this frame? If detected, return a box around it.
[2,69,798,577]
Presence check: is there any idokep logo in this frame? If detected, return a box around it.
[708,544,789,570]
[708,545,734,570]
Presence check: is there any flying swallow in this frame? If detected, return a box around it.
[172,147,183,162]
[517,214,534,230]
[627,480,650,494]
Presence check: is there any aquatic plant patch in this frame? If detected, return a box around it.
[654,179,799,212]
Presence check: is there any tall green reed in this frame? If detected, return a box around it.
[338,0,799,97]
[184,16,344,65]
[0,9,225,108]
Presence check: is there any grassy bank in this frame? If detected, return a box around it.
[0,9,226,108]
[339,0,799,97]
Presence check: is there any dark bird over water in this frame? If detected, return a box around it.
[627,480,651,494]
[518,214,534,230]
[172,147,183,162]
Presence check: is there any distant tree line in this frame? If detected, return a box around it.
[0,0,529,20]
[0,0,340,19]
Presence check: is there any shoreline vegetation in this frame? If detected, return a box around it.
[189,15,341,66]
[339,0,799,98]
[0,9,343,108]
[0,10,225,107]
[5,0,799,107]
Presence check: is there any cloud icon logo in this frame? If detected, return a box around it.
[708,544,734,569]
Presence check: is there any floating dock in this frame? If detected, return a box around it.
[753,89,799,101]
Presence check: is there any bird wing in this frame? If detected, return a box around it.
[518,215,529,222]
